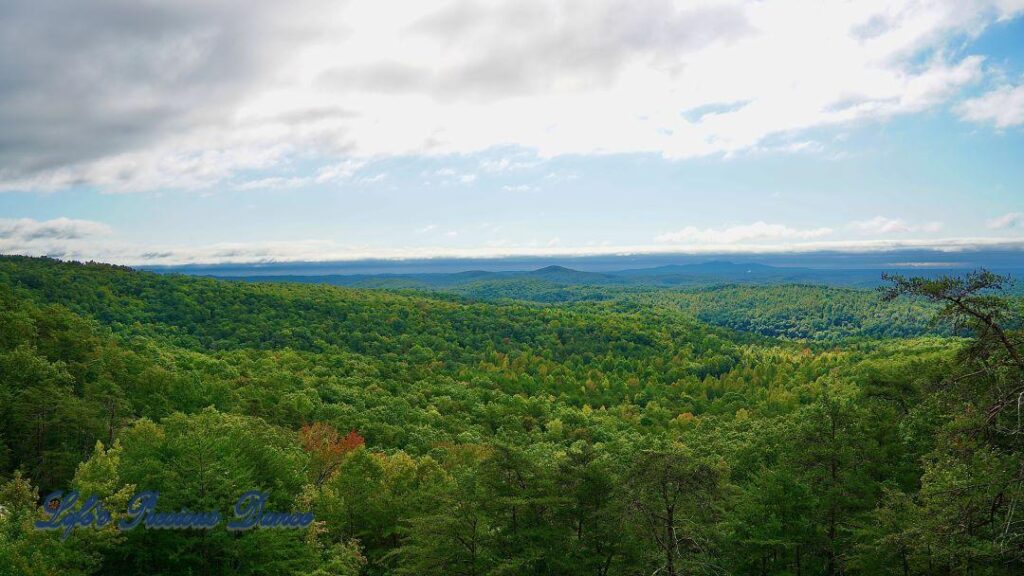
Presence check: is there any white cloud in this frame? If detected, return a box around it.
[230,158,367,190]
[0,0,1019,193]
[850,216,944,234]
[656,221,833,244]
[431,168,478,185]
[357,173,387,184]
[316,159,367,183]
[958,84,1024,128]
[0,217,112,241]
[543,172,580,183]
[772,141,825,154]
[479,157,540,172]
[0,217,115,260]
[235,176,310,190]
[412,224,459,238]
[987,212,1024,229]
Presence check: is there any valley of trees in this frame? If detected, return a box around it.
[0,255,1022,575]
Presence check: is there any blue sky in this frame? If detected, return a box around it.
[0,1,1023,264]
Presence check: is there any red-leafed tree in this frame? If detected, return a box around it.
[301,422,365,488]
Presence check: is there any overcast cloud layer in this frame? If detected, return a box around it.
[0,0,1023,263]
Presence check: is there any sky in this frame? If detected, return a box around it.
[1,0,1023,265]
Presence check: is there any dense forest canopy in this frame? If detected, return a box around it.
[239,270,963,341]
[0,255,1021,575]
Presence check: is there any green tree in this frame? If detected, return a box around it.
[627,445,727,576]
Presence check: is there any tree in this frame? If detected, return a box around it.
[881,270,1024,425]
[728,465,815,576]
[786,386,882,576]
[300,422,364,489]
[882,270,1024,572]
[392,467,494,576]
[0,470,102,576]
[554,441,637,575]
[627,445,727,576]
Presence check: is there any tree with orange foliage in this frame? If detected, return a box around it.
[300,422,365,488]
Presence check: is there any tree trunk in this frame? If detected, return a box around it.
[665,504,677,576]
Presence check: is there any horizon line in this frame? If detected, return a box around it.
[7,236,1024,270]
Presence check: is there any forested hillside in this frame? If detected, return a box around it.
[658,284,945,340]
[0,256,1021,575]
[245,273,954,340]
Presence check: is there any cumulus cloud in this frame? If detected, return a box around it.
[0,0,1020,193]
[987,212,1024,229]
[850,216,944,234]
[656,222,833,244]
[958,84,1024,128]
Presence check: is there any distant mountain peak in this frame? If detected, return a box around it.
[532,265,577,274]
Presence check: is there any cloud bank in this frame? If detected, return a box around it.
[10,236,1024,267]
[4,216,1020,266]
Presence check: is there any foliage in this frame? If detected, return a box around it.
[0,255,1021,574]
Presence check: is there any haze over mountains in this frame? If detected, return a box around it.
[142,249,1024,292]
